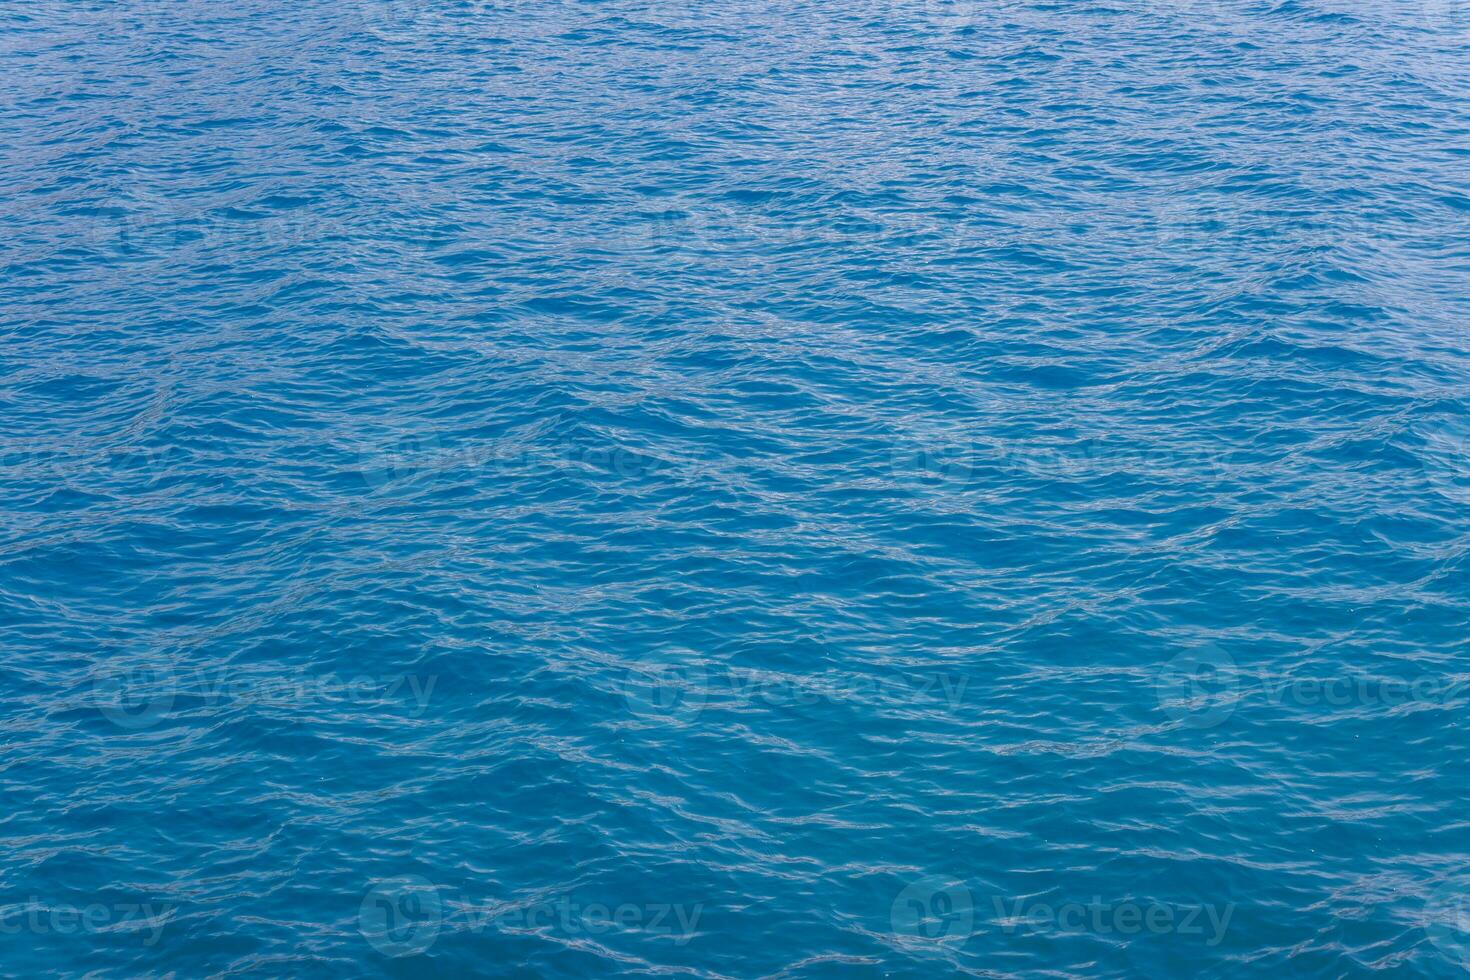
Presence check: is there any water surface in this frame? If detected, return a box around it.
[1,0,1469,975]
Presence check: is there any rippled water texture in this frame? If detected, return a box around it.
[2,0,1469,975]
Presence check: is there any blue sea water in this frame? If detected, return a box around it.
[2,0,1469,975]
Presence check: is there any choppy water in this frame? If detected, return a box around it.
[2,0,1469,975]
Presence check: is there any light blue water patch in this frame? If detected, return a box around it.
[1,0,1468,976]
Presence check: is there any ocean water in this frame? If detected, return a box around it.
[2,0,1469,975]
